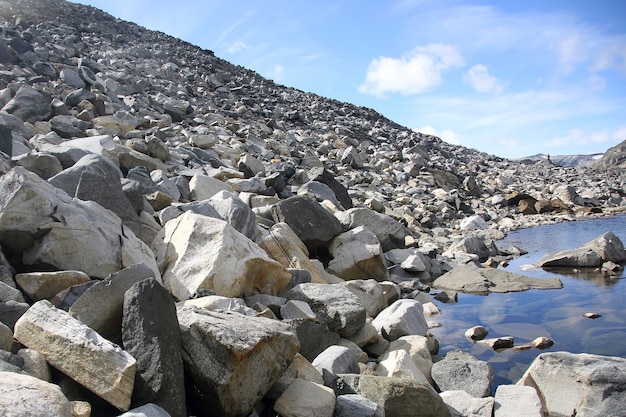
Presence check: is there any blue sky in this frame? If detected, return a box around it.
[75,0,626,158]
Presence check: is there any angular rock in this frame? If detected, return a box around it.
[465,325,489,341]
[208,190,257,241]
[286,283,366,338]
[518,351,626,417]
[153,212,291,300]
[177,306,299,417]
[188,173,231,201]
[459,215,488,231]
[280,299,317,320]
[15,152,63,180]
[15,270,90,301]
[327,226,389,281]
[69,263,156,343]
[13,300,136,411]
[383,335,433,383]
[445,236,490,261]
[440,390,494,417]
[333,394,384,417]
[271,195,343,252]
[48,153,141,237]
[1,84,51,123]
[274,379,336,417]
[312,345,360,377]
[433,265,562,294]
[372,299,428,341]
[0,300,30,329]
[122,278,186,417]
[376,349,429,384]
[343,279,386,318]
[333,374,451,417]
[180,295,257,315]
[288,319,341,362]
[0,371,71,417]
[0,280,25,303]
[258,222,328,284]
[494,385,542,417]
[431,351,493,398]
[335,208,410,252]
[0,167,159,280]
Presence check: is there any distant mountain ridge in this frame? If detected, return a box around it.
[594,139,626,170]
[514,153,604,168]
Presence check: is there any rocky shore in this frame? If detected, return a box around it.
[0,1,625,416]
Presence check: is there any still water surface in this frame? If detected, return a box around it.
[428,214,626,390]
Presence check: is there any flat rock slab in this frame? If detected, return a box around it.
[518,351,626,417]
[433,265,562,294]
[13,300,136,411]
[177,306,299,417]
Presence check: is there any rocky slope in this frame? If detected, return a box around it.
[594,138,626,171]
[1,1,626,416]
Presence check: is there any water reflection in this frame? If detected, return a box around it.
[429,214,626,389]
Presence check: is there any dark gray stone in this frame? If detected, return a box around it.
[0,300,30,330]
[271,195,343,252]
[1,84,51,123]
[122,278,186,417]
[0,124,12,156]
[287,319,341,362]
[308,167,353,209]
[48,154,141,237]
[69,264,156,343]
[64,88,95,107]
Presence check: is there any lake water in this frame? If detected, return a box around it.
[428,214,626,391]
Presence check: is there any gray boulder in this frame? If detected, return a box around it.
[274,379,336,417]
[69,263,156,343]
[177,306,299,417]
[518,351,626,417]
[327,226,389,281]
[431,351,493,398]
[48,154,141,236]
[1,84,51,123]
[312,345,360,377]
[372,299,428,341]
[272,195,344,252]
[333,374,451,417]
[122,278,186,417]
[288,319,341,362]
[208,190,257,241]
[0,167,159,280]
[335,208,410,252]
[286,283,366,338]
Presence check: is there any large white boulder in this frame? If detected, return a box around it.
[153,212,292,300]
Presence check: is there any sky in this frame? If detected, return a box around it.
[74,0,626,159]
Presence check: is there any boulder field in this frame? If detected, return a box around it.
[0,1,625,416]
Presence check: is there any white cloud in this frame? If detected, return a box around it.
[227,40,247,54]
[358,44,464,97]
[414,125,461,145]
[266,64,285,81]
[464,64,504,94]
